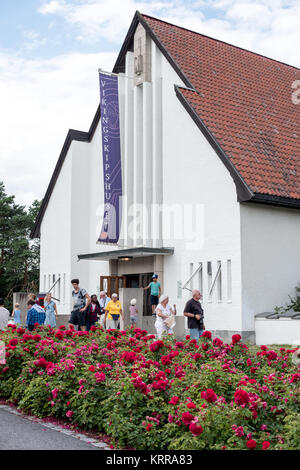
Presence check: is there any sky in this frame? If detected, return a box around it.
[1,0,300,207]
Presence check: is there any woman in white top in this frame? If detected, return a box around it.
[155,294,176,338]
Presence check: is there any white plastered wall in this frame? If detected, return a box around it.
[157,46,243,334]
[241,203,300,334]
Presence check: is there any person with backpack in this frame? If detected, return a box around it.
[69,279,91,331]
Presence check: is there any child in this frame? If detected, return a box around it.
[129,299,138,327]
[12,303,21,325]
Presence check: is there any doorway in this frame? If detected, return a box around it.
[100,276,126,298]
[123,273,153,316]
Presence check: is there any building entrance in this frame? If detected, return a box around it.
[124,273,153,316]
[100,273,155,316]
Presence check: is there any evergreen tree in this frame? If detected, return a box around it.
[0,181,41,309]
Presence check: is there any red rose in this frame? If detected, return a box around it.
[94,372,106,383]
[149,340,164,352]
[234,389,249,406]
[181,412,194,426]
[246,439,257,450]
[232,334,242,344]
[203,388,218,403]
[169,396,179,405]
[213,337,223,347]
[262,441,270,450]
[189,422,203,436]
[201,331,212,339]
[187,402,196,409]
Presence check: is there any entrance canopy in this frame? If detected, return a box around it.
[77,246,174,261]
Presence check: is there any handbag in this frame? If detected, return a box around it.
[164,315,175,328]
[111,314,120,321]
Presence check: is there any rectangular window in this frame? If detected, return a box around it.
[63,273,66,305]
[207,261,212,301]
[198,262,203,298]
[227,260,232,302]
[217,261,222,302]
[57,274,61,302]
[189,263,194,290]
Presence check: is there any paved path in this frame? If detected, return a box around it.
[0,405,109,450]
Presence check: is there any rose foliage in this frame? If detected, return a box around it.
[0,324,299,450]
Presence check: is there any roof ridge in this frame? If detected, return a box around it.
[141,12,300,72]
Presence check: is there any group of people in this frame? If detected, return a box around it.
[0,273,205,341]
[69,279,139,331]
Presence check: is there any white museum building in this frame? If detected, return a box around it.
[31,12,300,344]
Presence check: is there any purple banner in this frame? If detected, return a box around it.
[97,72,122,244]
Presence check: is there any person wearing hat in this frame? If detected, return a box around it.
[155,294,176,338]
[144,274,161,316]
[129,298,138,327]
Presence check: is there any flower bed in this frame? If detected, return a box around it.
[0,324,299,450]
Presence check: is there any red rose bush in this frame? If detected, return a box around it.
[0,324,299,450]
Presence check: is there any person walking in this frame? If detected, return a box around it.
[144,274,161,316]
[129,298,138,327]
[69,279,91,331]
[26,299,46,331]
[12,303,21,325]
[183,289,205,341]
[104,293,124,330]
[155,294,176,338]
[85,295,101,331]
[44,293,58,328]
[99,291,111,328]
[0,298,10,330]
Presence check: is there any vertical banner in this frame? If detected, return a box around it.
[97,72,122,244]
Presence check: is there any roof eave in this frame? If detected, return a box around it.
[249,193,300,209]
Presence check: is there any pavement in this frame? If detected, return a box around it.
[0,405,110,450]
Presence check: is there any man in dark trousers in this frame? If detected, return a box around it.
[69,279,91,331]
[183,289,205,341]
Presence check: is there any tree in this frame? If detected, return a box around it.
[0,181,42,310]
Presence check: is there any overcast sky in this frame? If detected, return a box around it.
[1,0,300,207]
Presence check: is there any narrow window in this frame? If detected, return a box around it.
[57,274,61,302]
[63,273,66,305]
[198,262,203,298]
[189,263,194,290]
[227,260,232,302]
[207,262,212,301]
[217,261,222,302]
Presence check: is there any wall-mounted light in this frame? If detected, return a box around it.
[118,256,133,262]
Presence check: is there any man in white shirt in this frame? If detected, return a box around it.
[0,298,10,330]
[99,291,111,327]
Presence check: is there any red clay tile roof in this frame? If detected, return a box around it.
[142,14,300,201]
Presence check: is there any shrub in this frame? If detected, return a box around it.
[0,325,299,450]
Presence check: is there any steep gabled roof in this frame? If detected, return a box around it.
[114,12,300,207]
[32,12,300,238]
